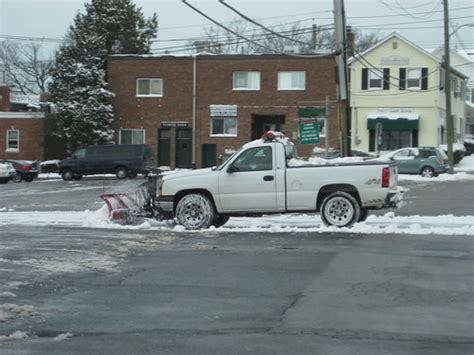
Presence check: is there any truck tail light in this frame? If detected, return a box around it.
[382,167,390,188]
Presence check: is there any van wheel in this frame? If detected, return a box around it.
[115,166,128,179]
[62,170,73,181]
[320,191,360,228]
[175,193,215,230]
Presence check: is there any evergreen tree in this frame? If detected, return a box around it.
[49,0,158,148]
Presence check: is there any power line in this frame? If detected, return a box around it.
[150,26,334,54]
[181,0,336,58]
[218,0,309,46]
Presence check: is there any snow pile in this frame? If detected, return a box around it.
[288,155,368,167]
[454,154,474,173]
[399,172,474,182]
[53,332,73,341]
[0,331,29,342]
[0,209,473,235]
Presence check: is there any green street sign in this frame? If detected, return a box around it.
[299,120,320,144]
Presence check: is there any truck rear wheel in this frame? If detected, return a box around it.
[175,193,215,230]
[320,191,360,228]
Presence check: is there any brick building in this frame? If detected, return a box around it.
[108,54,340,169]
[0,85,61,161]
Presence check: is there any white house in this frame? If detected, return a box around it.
[349,33,468,154]
[432,47,474,137]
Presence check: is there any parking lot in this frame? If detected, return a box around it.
[0,175,473,354]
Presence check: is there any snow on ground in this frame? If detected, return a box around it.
[454,153,474,172]
[1,206,473,236]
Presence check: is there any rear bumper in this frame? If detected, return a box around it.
[385,187,405,209]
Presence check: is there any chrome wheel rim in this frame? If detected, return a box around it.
[421,168,434,178]
[177,195,212,229]
[323,197,355,227]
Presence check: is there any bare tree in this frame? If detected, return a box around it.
[353,30,383,53]
[0,40,54,94]
[190,20,334,55]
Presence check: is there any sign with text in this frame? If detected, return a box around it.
[210,105,237,117]
[161,121,188,128]
[299,119,320,144]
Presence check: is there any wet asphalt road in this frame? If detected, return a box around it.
[0,176,473,354]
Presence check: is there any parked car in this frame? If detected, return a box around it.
[383,147,448,177]
[0,161,16,184]
[58,144,154,181]
[0,160,39,183]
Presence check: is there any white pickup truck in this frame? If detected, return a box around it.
[157,133,403,230]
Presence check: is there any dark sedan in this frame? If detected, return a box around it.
[0,160,39,183]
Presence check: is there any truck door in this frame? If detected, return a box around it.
[218,145,278,212]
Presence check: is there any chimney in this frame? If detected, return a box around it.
[346,25,355,58]
[0,85,10,112]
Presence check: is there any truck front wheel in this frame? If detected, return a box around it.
[320,191,360,228]
[175,193,216,230]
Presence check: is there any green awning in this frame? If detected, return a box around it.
[367,117,419,130]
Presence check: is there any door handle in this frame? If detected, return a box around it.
[263,175,274,181]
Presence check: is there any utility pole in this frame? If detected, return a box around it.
[443,0,455,174]
[333,0,350,157]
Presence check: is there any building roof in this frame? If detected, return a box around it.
[348,32,441,64]
[10,94,41,106]
[349,32,468,79]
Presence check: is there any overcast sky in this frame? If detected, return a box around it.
[1,0,473,58]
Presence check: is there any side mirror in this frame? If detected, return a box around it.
[227,164,239,173]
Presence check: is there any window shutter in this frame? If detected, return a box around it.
[362,68,368,90]
[383,68,390,90]
[399,68,406,90]
[421,67,428,90]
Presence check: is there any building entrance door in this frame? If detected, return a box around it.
[202,144,217,168]
[176,129,192,168]
[158,128,171,167]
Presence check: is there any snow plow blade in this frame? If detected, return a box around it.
[100,175,159,224]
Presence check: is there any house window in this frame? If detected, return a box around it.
[136,79,163,97]
[6,129,19,151]
[278,71,306,90]
[233,72,260,90]
[369,129,413,151]
[119,129,145,144]
[368,68,383,90]
[211,118,237,136]
[406,68,422,89]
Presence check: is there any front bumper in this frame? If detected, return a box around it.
[156,195,174,219]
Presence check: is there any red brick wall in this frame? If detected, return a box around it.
[0,86,10,112]
[108,55,339,169]
[0,117,45,161]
